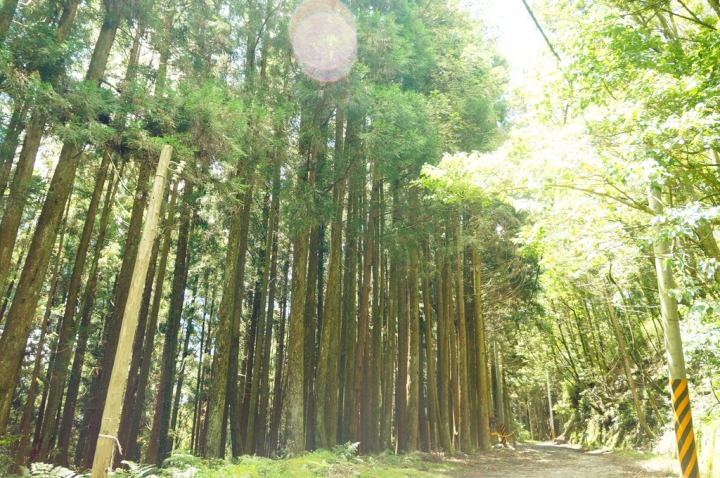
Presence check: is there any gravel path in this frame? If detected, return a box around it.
[453,443,678,477]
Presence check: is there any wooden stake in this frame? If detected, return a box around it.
[90,146,172,477]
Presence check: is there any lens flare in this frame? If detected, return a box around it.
[290,0,357,83]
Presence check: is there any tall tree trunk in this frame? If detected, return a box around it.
[203,169,254,457]
[493,338,505,444]
[192,280,214,454]
[472,245,491,450]
[247,177,279,454]
[422,248,446,452]
[649,188,700,477]
[170,279,197,451]
[81,160,152,468]
[285,224,309,453]
[114,226,160,466]
[304,224,320,450]
[349,170,373,444]
[38,149,113,463]
[340,164,359,443]
[14,198,69,468]
[122,179,179,463]
[269,259,289,456]
[228,177,255,457]
[405,189,421,452]
[254,166,281,456]
[454,219,471,452]
[436,248,453,453]
[0,0,123,434]
[315,111,346,449]
[55,162,123,466]
[370,178,383,452]
[448,268,460,449]
[381,246,396,451]
[90,146,171,477]
[147,181,194,464]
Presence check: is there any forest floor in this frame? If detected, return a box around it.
[199,442,678,478]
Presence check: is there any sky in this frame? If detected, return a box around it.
[466,0,547,77]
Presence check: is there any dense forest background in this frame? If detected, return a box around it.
[0,0,718,476]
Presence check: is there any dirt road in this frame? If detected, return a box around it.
[454,443,678,477]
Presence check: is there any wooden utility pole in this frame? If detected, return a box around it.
[90,145,172,477]
[649,187,700,478]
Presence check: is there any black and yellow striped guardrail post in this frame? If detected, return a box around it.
[670,378,699,478]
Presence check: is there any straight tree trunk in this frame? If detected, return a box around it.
[381,250,396,451]
[370,179,383,452]
[436,249,453,453]
[315,112,346,450]
[254,166,281,456]
[404,189,421,452]
[113,226,160,467]
[90,146,171,478]
[81,160,152,468]
[269,260,289,456]
[285,227,309,453]
[422,250,447,452]
[472,245,491,450]
[650,187,700,477]
[228,178,255,457]
[14,199,69,468]
[0,0,123,434]
[246,192,275,454]
[147,181,194,464]
[454,220,471,452]
[38,149,113,463]
[304,224,320,450]
[55,163,123,466]
[349,172,373,444]
[203,170,253,458]
[170,280,196,450]
[122,179,179,463]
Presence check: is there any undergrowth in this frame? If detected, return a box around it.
[0,442,464,477]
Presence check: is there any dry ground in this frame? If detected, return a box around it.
[452,443,678,478]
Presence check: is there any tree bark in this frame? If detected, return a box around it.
[90,145,171,478]
[405,188,421,453]
[0,0,122,434]
[14,198,69,469]
[454,219,471,451]
[472,245,491,450]
[55,162,123,466]
[38,149,113,463]
[123,179,179,463]
[349,171,373,445]
[269,259,289,456]
[147,181,194,464]
[81,160,152,468]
